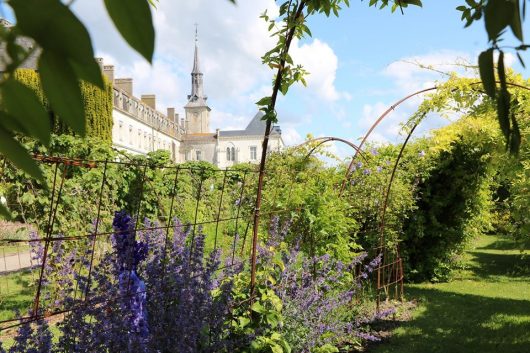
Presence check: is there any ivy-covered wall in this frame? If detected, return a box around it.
[13,69,113,143]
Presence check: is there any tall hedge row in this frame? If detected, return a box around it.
[13,69,113,142]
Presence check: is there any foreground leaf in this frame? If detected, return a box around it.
[8,0,104,88]
[104,0,155,63]
[39,51,85,135]
[484,0,515,41]
[1,79,51,145]
[0,126,43,180]
[478,49,496,98]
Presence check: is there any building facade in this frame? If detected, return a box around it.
[103,38,284,167]
[0,18,284,167]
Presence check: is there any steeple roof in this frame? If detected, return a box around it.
[186,24,208,108]
[192,43,201,74]
[218,112,282,137]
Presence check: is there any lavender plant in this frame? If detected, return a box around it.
[5,212,391,353]
[267,216,393,352]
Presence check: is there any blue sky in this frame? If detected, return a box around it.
[2,1,529,158]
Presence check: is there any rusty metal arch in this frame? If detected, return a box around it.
[337,81,530,308]
[342,81,530,193]
[291,136,369,162]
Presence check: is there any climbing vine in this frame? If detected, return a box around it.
[14,69,113,143]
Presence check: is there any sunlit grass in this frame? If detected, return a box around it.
[371,234,530,353]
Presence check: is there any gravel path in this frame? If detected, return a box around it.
[0,252,36,274]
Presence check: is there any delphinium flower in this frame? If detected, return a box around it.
[7,312,52,353]
[418,150,426,158]
[363,169,371,175]
[29,231,44,265]
[112,211,149,347]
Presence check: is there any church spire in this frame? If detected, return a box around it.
[192,24,200,74]
[188,23,206,102]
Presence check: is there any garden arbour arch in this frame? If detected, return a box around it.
[330,80,530,307]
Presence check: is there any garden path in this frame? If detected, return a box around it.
[371,234,530,353]
[0,252,33,274]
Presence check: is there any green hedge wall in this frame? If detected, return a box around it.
[13,69,113,143]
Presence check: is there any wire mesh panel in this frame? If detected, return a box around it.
[0,145,405,339]
[0,156,263,332]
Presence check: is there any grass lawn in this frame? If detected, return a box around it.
[371,234,530,353]
[0,269,36,323]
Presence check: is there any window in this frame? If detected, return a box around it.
[196,150,202,161]
[230,147,236,162]
[138,130,141,148]
[118,121,123,142]
[129,125,133,145]
[250,146,257,160]
[226,147,231,161]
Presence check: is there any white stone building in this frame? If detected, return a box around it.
[104,38,284,167]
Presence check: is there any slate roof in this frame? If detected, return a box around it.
[219,112,281,137]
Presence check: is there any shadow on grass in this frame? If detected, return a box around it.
[477,236,530,251]
[467,251,530,280]
[370,286,530,353]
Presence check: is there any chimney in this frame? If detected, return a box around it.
[167,107,175,122]
[175,113,179,123]
[180,118,186,130]
[141,94,156,110]
[115,78,133,96]
[103,65,115,83]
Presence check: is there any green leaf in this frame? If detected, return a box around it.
[104,0,155,63]
[497,50,507,88]
[39,50,86,135]
[0,126,43,180]
[484,0,515,41]
[456,5,467,11]
[9,0,104,88]
[510,0,524,41]
[251,301,265,314]
[238,316,250,328]
[404,0,423,7]
[0,203,12,221]
[497,51,511,143]
[256,96,272,106]
[478,49,496,98]
[516,52,526,68]
[509,107,520,154]
[271,344,283,353]
[1,79,51,145]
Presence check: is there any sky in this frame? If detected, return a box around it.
[2,1,529,159]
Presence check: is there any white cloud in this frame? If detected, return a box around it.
[280,125,303,145]
[383,50,475,93]
[355,50,487,144]
[210,111,248,131]
[291,38,349,102]
[71,0,345,136]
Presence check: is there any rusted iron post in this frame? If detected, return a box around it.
[249,1,307,312]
